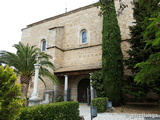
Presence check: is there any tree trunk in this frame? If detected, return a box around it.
[20,75,31,106]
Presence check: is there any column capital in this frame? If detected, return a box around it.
[34,63,41,69]
[64,75,68,77]
[89,73,93,76]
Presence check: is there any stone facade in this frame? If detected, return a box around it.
[21,0,134,102]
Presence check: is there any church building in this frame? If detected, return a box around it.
[21,1,134,103]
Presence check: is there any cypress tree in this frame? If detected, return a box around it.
[100,0,123,106]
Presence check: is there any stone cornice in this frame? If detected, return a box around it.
[49,26,64,30]
[47,44,102,52]
[25,3,97,28]
[47,46,64,52]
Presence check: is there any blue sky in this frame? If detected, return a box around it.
[0,0,98,53]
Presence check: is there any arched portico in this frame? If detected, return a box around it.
[77,78,90,103]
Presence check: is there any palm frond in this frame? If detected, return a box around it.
[39,67,58,85]
[40,61,56,71]
[1,42,58,93]
[39,76,46,87]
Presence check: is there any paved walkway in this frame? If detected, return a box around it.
[79,104,160,120]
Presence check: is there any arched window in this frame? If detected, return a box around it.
[81,30,87,43]
[42,40,46,51]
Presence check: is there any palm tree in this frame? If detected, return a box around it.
[0,42,58,102]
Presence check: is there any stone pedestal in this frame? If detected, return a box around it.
[28,98,42,106]
[40,94,50,104]
[28,62,42,106]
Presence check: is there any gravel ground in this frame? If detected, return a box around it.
[79,103,160,120]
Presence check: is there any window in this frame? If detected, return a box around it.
[81,30,87,43]
[42,40,46,51]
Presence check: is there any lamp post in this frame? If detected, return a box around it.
[89,73,97,120]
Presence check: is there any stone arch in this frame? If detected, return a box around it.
[77,75,90,103]
[76,75,89,83]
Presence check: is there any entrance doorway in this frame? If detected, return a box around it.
[78,78,90,103]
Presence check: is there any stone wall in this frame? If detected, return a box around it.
[21,6,103,69]
[63,46,102,68]
[115,0,135,40]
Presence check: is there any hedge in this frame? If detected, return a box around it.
[92,97,107,113]
[18,101,79,120]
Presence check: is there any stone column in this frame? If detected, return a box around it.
[64,75,68,101]
[53,84,57,102]
[89,73,94,101]
[28,63,42,106]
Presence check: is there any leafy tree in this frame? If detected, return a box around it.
[98,0,124,105]
[135,14,160,83]
[0,66,23,120]
[135,13,160,106]
[0,42,58,105]
[125,0,159,74]
[124,0,160,101]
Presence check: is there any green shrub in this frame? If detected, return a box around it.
[92,97,107,113]
[19,101,79,120]
[0,66,23,120]
[91,71,106,97]
[55,95,63,102]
